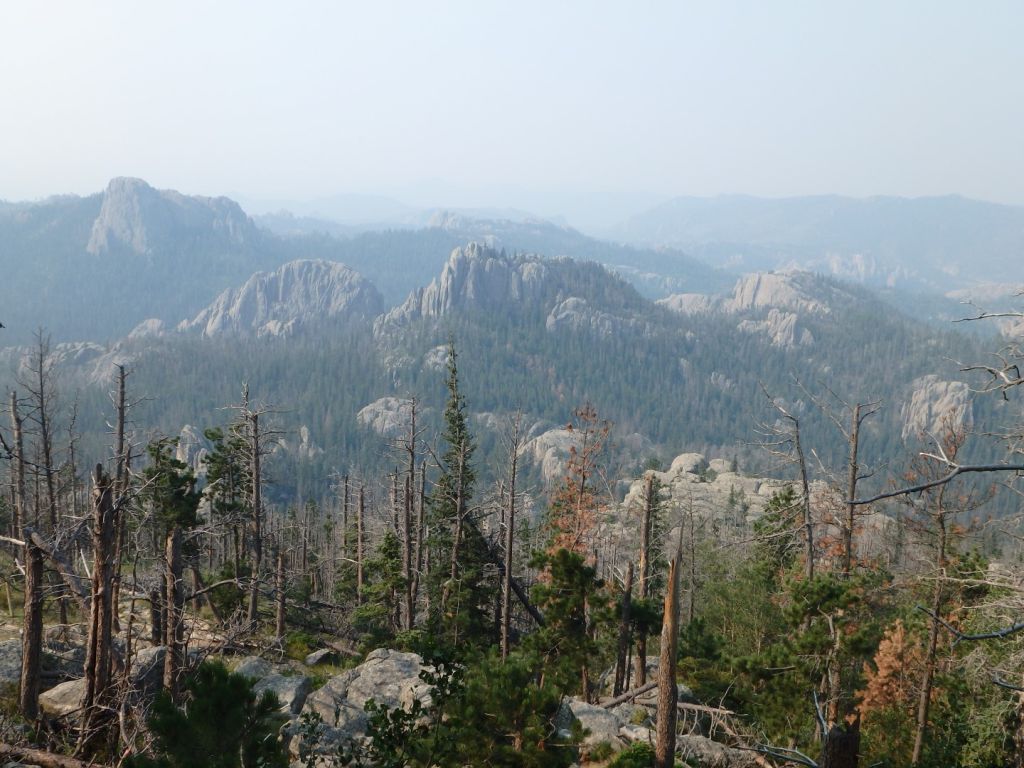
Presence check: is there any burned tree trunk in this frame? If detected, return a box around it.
[9,391,25,538]
[654,554,681,768]
[501,414,521,661]
[163,526,183,699]
[634,472,655,687]
[275,545,286,640]
[613,562,634,697]
[246,410,263,629]
[19,539,44,720]
[82,465,116,723]
[356,485,365,604]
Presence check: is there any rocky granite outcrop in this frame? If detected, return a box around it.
[901,374,974,441]
[87,177,257,257]
[179,259,383,338]
[375,242,649,336]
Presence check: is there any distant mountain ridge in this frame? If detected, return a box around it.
[0,178,726,344]
[615,194,1024,293]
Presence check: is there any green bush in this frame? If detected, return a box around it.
[607,742,654,768]
[124,661,287,768]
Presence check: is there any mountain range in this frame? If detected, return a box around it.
[1,178,1014,503]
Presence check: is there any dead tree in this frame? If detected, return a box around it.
[613,562,634,696]
[501,412,522,660]
[275,545,286,639]
[356,484,365,603]
[760,386,815,580]
[9,391,25,537]
[19,538,44,720]
[82,465,117,735]
[634,472,657,686]
[654,547,682,768]
[163,525,183,698]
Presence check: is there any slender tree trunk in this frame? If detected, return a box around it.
[246,410,263,628]
[275,546,286,639]
[82,465,116,724]
[356,485,365,604]
[412,464,426,617]
[501,415,521,660]
[163,526,183,699]
[9,392,25,538]
[912,515,947,765]
[654,554,682,768]
[403,401,416,631]
[634,473,655,686]
[843,403,861,576]
[149,586,162,646]
[792,420,814,581]
[19,540,44,721]
[613,562,634,696]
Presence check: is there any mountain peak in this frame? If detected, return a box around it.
[178,259,383,338]
[87,177,256,256]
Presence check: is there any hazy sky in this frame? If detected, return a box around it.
[1,1,1022,228]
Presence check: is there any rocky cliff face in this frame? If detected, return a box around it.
[376,241,650,336]
[178,259,383,337]
[901,374,974,441]
[87,177,257,256]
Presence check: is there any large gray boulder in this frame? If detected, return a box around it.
[39,678,86,719]
[555,699,624,751]
[678,734,760,767]
[129,645,167,695]
[304,648,339,667]
[233,656,274,682]
[254,673,312,715]
[294,648,430,767]
[0,641,22,687]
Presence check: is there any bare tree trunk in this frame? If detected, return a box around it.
[150,587,162,646]
[356,485,365,604]
[412,464,426,617]
[843,403,862,576]
[654,554,682,768]
[634,472,655,687]
[163,526,183,699]
[792,421,815,581]
[9,391,25,538]
[613,562,634,696]
[246,409,263,629]
[402,401,416,631]
[821,720,861,768]
[501,415,521,660]
[913,515,947,765]
[275,545,286,640]
[82,465,116,727]
[19,540,44,721]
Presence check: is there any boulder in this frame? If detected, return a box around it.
[289,720,364,768]
[678,734,760,767]
[304,648,339,667]
[233,656,274,681]
[619,723,654,744]
[555,699,624,750]
[129,645,167,695]
[0,640,22,687]
[39,678,85,719]
[254,673,312,715]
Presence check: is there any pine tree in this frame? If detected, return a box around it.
[426,341,493,649]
